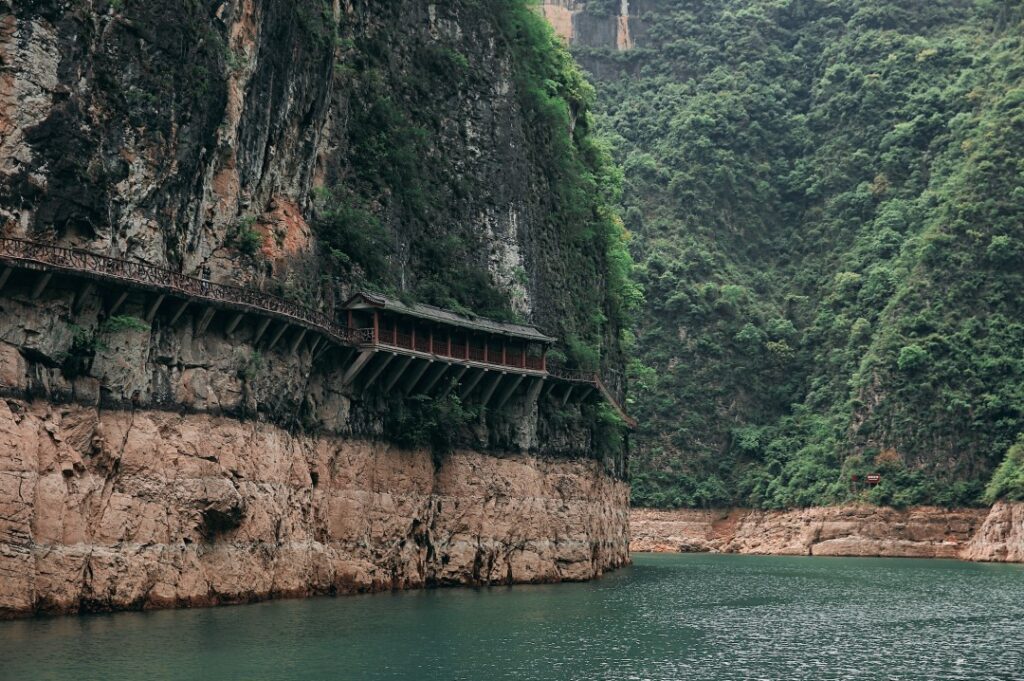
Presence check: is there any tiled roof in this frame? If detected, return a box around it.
[344,291,556,343]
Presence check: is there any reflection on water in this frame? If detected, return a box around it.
[2,554,1023,681]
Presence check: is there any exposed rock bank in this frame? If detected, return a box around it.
[0,399,629,618]
[630,505,1023,562]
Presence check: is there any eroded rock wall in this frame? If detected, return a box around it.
[630,506,1023,562]
[0,399,629,618]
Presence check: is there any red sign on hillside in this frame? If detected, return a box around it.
[866,474,881,485]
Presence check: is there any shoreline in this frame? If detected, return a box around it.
[629,503,1024,563]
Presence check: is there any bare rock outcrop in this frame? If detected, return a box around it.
[629,506,1011,560]
[0,399,629,618]
[961,502,1024,563]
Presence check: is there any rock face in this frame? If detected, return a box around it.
[630,506,1022,562]
[961,502,1024,563]
[0,399,629,618]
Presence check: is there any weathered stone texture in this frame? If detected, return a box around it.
[629,506,1024,561]
[0,399,629,618]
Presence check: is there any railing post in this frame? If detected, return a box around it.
[373,311,379,344]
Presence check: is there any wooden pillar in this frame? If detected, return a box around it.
[289,328,308,355]
[439,365,469,399]
[252,317,272,344]
[224,312,244,335]
[392,319,397,345]
[169,300,190,326]
[347,310,353,329]
[266,323,289,351]
[411,326,416,352]
[542,347,547,372]
[146,295,167,323]
[464,334,470,360]
[341,349,375,388]
[483,340,488,364]
[459,369,486,401]
[494,374,525,411]
[362,353,395,391]
[447,332,452,357]
[373,311,379,343]
[108,291,129,316]
[195,307,216,336]
[501,341,506,366]
[72,283,95,314]
[429,328,434,355]
[403,360,432,395]
[31,273,52,300]
[384,356,414,392]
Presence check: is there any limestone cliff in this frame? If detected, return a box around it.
[0,399,628,617]
[0,0,632,617]
[631,506,1024,562]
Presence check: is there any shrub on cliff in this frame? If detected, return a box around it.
[984,437,1024,503]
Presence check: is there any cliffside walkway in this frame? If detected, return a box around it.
[0,237,635,427]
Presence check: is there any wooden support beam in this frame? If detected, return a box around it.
[266,323,289,351]
[361,353,395,391]
[307,335,322,358]
[30,272,52,300]
[439,365,469,398]
[418,362,450,395]
[289,328,308,355]
[403,360,432,395]
[526,377,545,405]
[341,349,375,388]
[108,290,129,316]
[169,300,190,326]
[72,282,95,314]
[494,374,525,411]
[145,294,166,323]
[459,369,486,401]
[383,356,414,392]
[542,380,558,399]
[252,317,272,344]
[312,338,333,363]
[195,307,216,336]
[561,384,575,407]
[578,385,596,402]
[479,372,505,408]
[0,267,11,292]
[225,312,245,336]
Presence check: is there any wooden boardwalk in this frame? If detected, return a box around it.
[0,237,634,426]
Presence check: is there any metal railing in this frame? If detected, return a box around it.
[0,237,362,346]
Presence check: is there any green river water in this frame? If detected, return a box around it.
[1,553,1022,681]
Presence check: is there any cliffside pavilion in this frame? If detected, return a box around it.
[340,292,554,410]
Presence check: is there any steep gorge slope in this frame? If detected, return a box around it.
[550,0,1024,509]
[0,0,633,616]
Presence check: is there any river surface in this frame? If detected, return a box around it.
[2,554,1023,681]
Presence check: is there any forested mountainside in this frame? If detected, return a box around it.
[557,0,1024,508]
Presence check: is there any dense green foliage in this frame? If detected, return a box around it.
[306,1,634,459]
[573,0,1024,507]
[984,436,1024,503]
